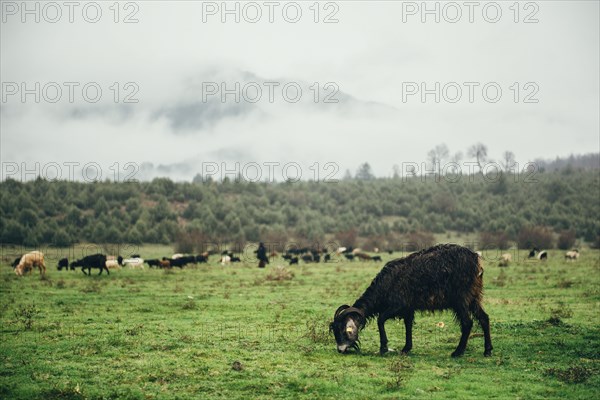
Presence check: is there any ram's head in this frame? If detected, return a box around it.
[329,305,364,353]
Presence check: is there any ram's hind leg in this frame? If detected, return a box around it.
[402,311,414,354]
[472,302,493,356]
[451,307,473,358]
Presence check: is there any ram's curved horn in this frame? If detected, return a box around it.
[334,305,350,318]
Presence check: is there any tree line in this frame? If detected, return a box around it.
[1,164,598,250]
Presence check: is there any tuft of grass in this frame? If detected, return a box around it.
[493,270,507,287]
[266,266,294,281]
[124,324,144,336]
[387,355,413,388]
[550,302,573,319]
[545,365,594,383]
[182,297,197,310]
[13,304,40,330]
[304,319,330,344]
[80,281,102,293]
[557,278,574,288]
[40,274,53,286]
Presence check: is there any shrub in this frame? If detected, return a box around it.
[335,229,358,248]
[557,229,576,250]
[479,231,510,250]
[14,304,40,330]
[175,229,210,254]
[517,226,554,249]
[545,366,593,383]
[402,231,436,252]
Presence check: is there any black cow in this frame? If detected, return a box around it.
[57,258,71,271]
[371,256,382,262]
[324,254,331,262]
[71,254,108,275]
[167,257,193,268]
[302,254,313,263]
[231,256,241,262]
[146,259,161,268]
[195,255,208,263]
[289,257,299,266]
[344,254,355,261]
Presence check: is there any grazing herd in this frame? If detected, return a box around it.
[278,247,383,266]
[9,246,584,277]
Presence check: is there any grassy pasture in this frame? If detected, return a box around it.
[1,246,599,399]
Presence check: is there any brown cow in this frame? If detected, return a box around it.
[15,251,46,276]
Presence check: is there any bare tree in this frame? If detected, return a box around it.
[467,143,488,172]
[427,144,450,169]
[501,151,516,172]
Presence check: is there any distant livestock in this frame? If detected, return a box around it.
[221,255,231,266]
[302,254,314,263]
[15,251,46,276]
[105,256,124,270]
[371,256,382,262]
[57,257,71,271]
[498,253,512,267]
[146,259,161,268]
[195,254,209,263]
[538,251,548,261]
[123,257,145,269]
[565,249,579,261]
[330,244,492,358]
[528,248,540,258]
[71,254,109,275]
[173,255,196,267]
[336,247,347,255]
[355,252,372,261]
[289,257,299,266]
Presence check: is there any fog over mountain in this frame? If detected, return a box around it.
[2,2,598,182]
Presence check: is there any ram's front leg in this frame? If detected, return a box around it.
[378,315,390,355]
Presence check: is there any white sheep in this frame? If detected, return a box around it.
[123,257,145,269]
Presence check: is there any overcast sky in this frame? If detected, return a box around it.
[1,1,598,181]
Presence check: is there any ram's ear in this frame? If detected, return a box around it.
[334,305,350,319]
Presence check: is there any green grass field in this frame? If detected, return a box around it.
[1,246,599,399]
